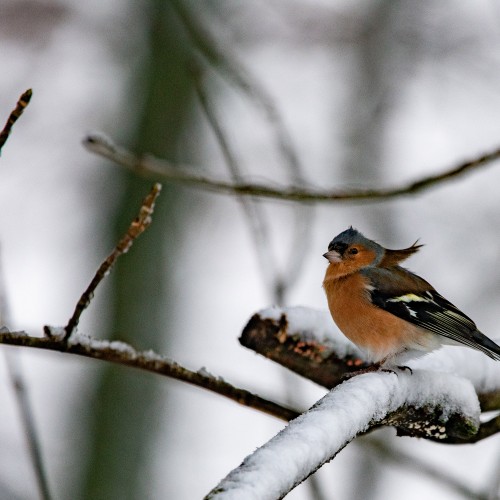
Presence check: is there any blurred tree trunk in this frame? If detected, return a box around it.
[77,2,197,498]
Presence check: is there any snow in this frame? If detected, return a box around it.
[411,347,500,395]
[197,366,216,379]
[68,332,138,358]
[207,369,480,499]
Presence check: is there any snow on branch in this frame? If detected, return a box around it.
[205,370,480,499]
[0,328,299,422]
[83,133,500,204]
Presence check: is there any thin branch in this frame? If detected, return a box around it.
[84,134,500,204]
[4,353,52,500]
[174,1,316,297]
[0,329,299,423]
[0,251,52,500]
[170,0,304,182]
[0,89,32,154]
[192,66,281,294]
[62,183,162,340]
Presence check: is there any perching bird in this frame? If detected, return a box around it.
[322,227,500,368]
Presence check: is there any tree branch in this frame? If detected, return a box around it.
[84,134,500,204]
[62,183,162,340]
[0,321,496,448]
[0,329,299,423]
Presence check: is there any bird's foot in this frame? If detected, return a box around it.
[381,365,413,376]
[397,365,413,374]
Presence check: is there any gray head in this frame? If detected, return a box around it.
[327,226,384,265]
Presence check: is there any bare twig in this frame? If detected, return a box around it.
[0,89,32,154]
[84,134,500,204]
[170,0,303,183]
[174,1,315,297]
[62,183,162,340]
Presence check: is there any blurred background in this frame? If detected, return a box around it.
[1,1,500,499]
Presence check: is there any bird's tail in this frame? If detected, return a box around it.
[471,330,500,361]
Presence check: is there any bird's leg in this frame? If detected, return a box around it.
[341,361,382,380]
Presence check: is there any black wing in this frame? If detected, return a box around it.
[363,267,500,360]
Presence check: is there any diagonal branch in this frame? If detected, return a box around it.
[205,371,480,499]
[62,183,162,340]
[192,67,282,295]
[84,134,500,204]
[0,89,32,154]
[4,352,52,500]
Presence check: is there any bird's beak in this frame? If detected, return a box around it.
[323,250,342,263]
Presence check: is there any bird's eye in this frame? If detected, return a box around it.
[348,247,358,255]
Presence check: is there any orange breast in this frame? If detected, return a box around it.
[322,266,431,362]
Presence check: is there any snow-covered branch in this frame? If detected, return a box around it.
[0,328,299,422]
[205,370,480,499]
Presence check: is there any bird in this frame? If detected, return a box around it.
[322,227,500,369]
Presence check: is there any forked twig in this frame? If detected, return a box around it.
[61,183,162,340]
